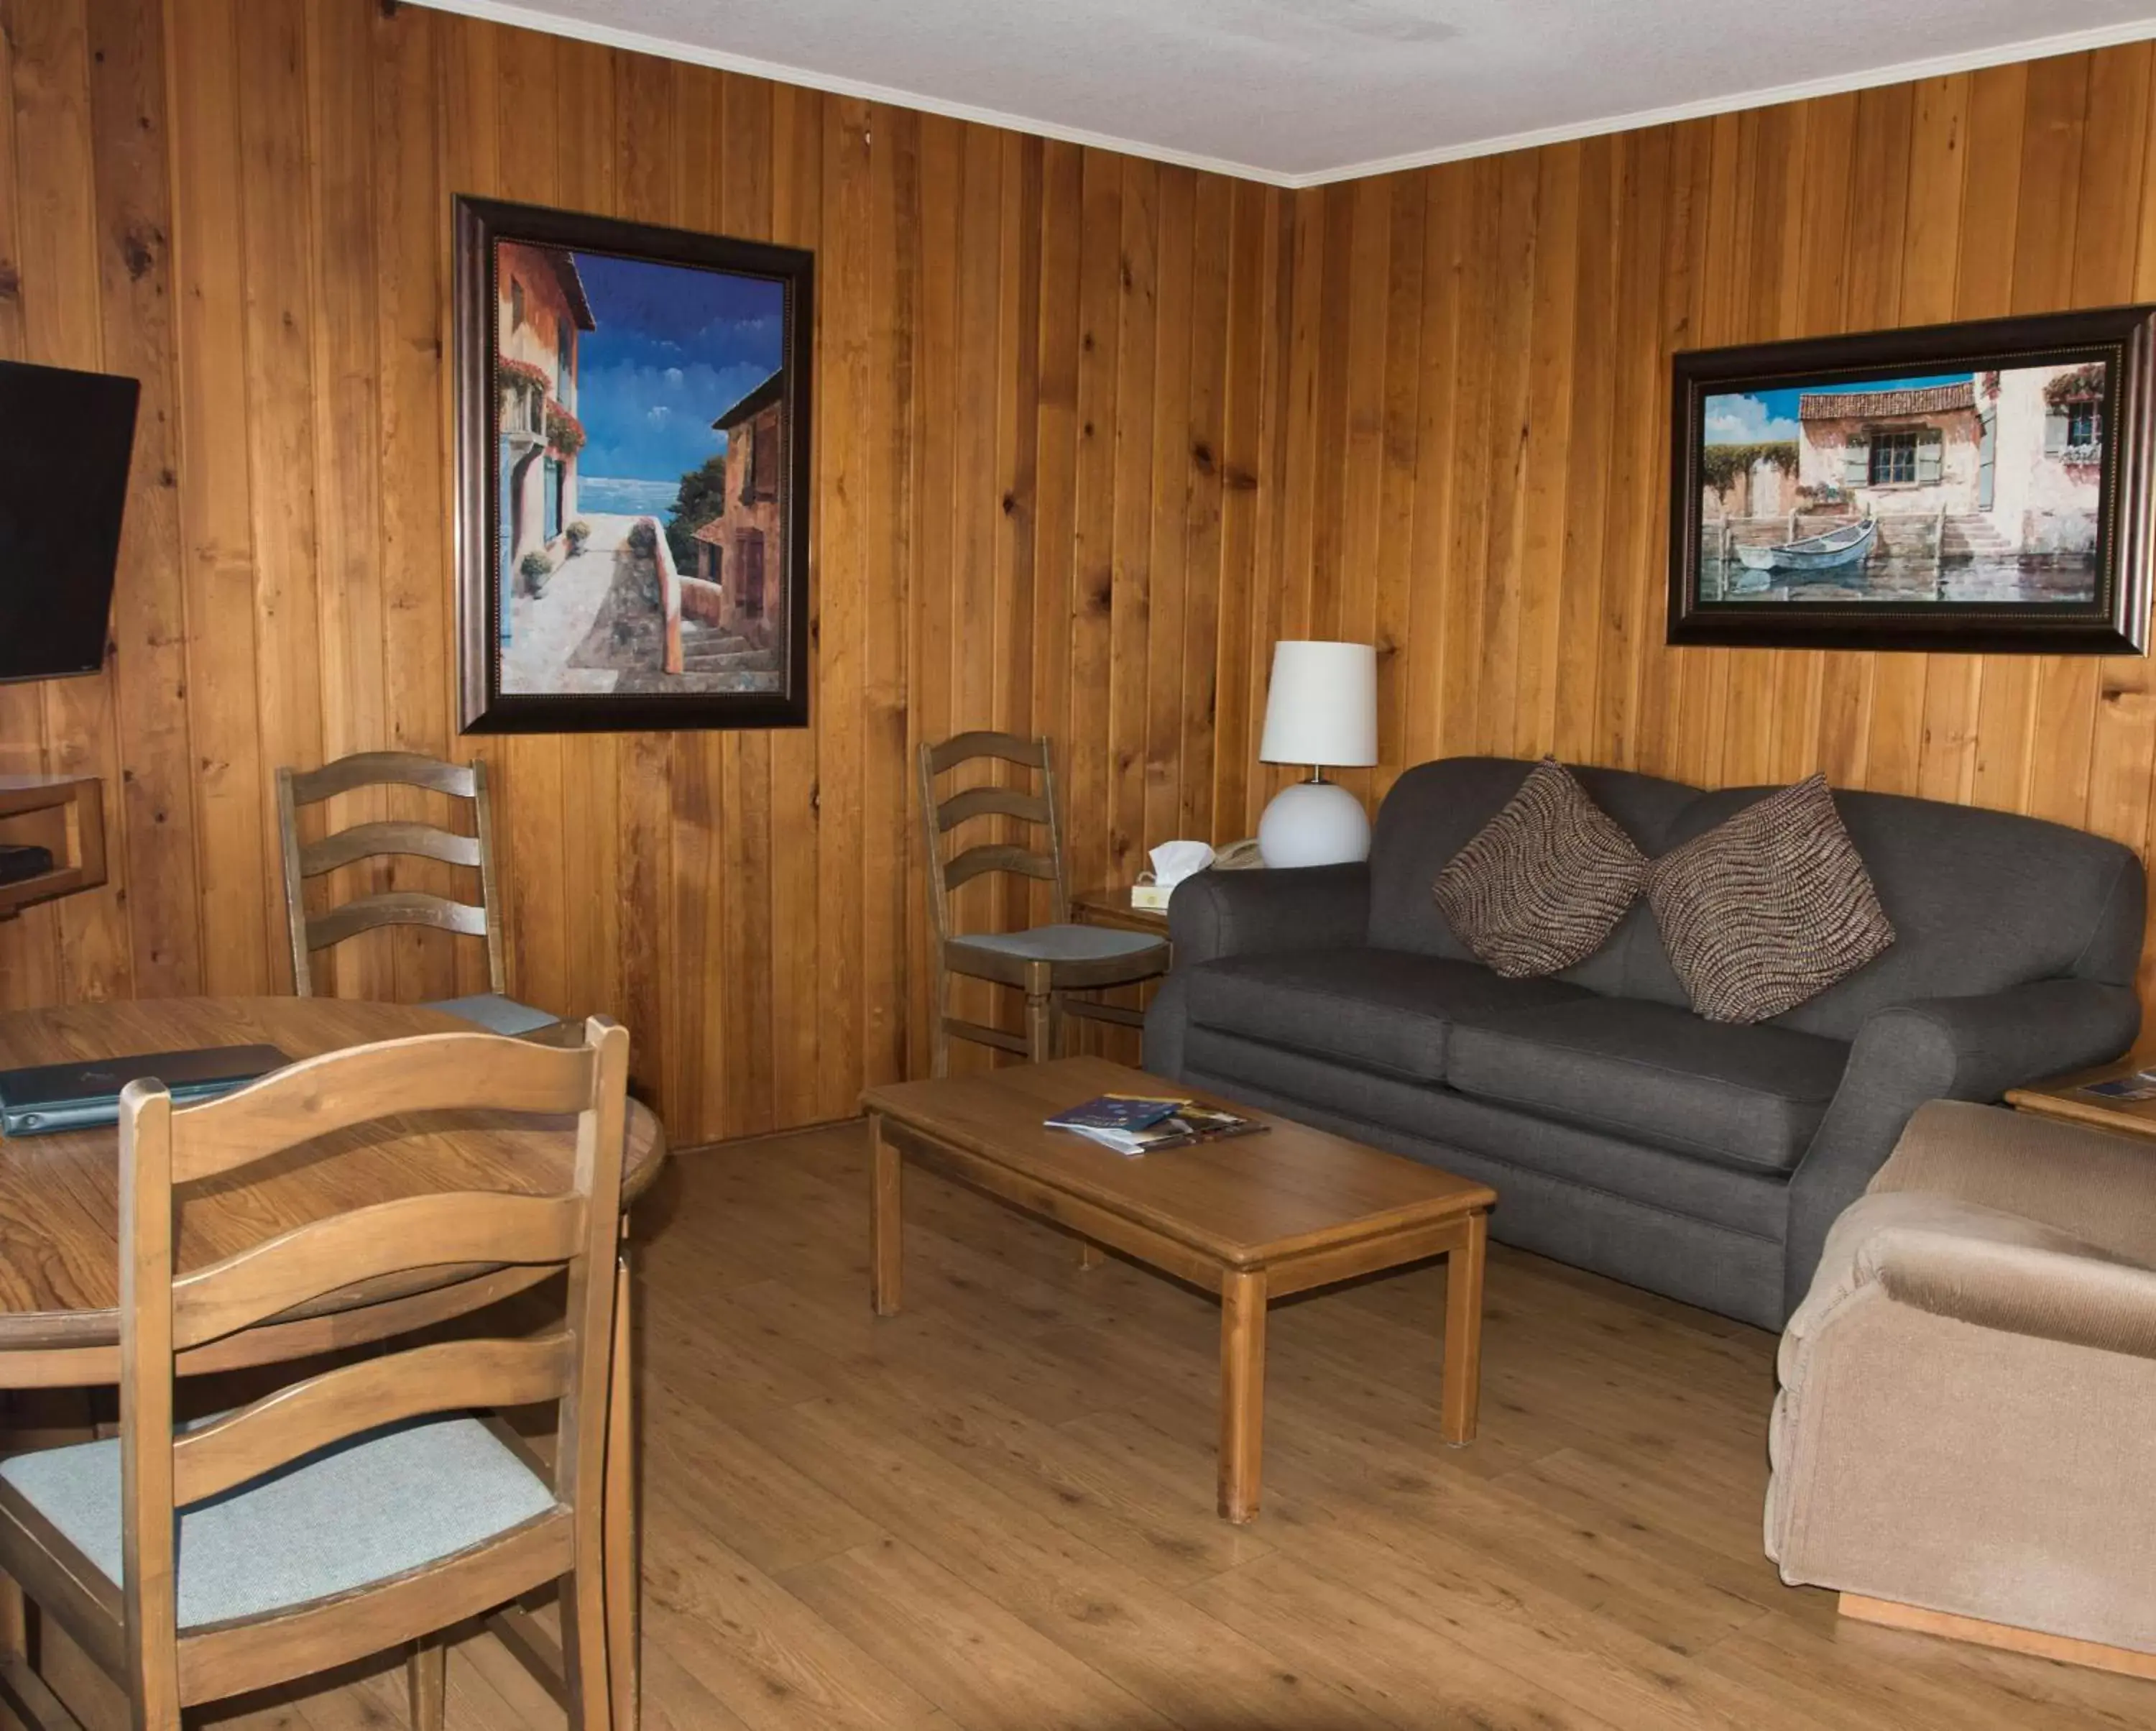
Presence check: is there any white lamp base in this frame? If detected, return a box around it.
[1258,778,1371,868]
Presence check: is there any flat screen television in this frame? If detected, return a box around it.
[0,359,140,683]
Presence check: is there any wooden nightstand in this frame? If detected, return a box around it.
[2005,1060,2156,1141]
[1069,885,1171,940]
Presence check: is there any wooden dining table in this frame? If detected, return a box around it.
[0,996,665,1730]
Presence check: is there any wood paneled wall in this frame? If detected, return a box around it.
[7,2,2156,1146]
[0,0,1286,1141]
[1277,42,2156,1006]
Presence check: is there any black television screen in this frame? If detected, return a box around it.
[0,359,139,683]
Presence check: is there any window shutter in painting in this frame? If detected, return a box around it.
[1840,439,1869,485]
[2045,410,2069,456]
[1915,428,1943,483]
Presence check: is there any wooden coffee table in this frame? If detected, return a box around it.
[859,1055,1496,1523]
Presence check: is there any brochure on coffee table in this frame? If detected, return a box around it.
[1045,1093,1266,1156]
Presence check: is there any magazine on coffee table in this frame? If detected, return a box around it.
[1045,1093,1266,1157]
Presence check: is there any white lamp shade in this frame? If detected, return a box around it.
[1258,640,1378,768]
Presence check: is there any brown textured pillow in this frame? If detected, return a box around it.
[1432,758,1647,979]
[1645,774,1894,1024]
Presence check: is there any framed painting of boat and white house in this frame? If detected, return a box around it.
[453,196,814,732]
[1667,306,2155,654]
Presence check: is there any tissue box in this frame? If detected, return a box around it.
[1130,883,1173,912]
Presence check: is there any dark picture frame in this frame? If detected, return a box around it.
[453,195,814,732]
[1667,306,2154,654]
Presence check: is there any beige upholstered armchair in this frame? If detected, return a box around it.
[1768,1098,2156,1679]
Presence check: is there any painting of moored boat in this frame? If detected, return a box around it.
[1668,308,2156,655]
[1700,365,2104,603]
[456,196,814,732]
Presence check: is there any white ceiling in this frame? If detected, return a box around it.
[415,0,2156,185]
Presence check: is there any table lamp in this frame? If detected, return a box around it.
[1257,640,1378,867]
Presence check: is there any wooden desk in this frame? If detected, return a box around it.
[2006,1059,2156,1140]
[863,1055,1494,1525]
[0,997,663,1727]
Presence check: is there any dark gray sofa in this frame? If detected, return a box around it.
[1142,756,2146,1327]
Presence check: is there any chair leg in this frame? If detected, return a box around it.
[1023,961,1053,1064]
[930,960,952,1078]
[407,1632,448,1730]
[561,1571,612,1731]
[605,1249,640,1731]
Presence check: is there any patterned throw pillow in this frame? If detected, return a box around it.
[1645,774,1895,1024]
[1432,758,1648,979]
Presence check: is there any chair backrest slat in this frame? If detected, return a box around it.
[170,1334,575,1506]
[116,1018,629,1708]
[305,891,487,955]
[275,752,507,997]
[934,785,1051,832]
[942,843,1058,891]
[285,751,479,804]
[168,1032,596,1183]
[172,1192,588,1350]
[925,730,1048,775]
[299,821,482,877]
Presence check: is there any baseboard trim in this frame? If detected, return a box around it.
[1839,1592,2156,1681]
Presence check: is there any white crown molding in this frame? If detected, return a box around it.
[397,0,1284,184]
[1284,16,2156,188]
[403,0,2156,189]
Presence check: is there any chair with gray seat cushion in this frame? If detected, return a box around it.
[275,750,559,1038]
[0,1019,632,1728]
[918,731,1169,1072]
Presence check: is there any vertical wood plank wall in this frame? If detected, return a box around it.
[0,0,1284,1140]
[5,1,2156,1147]
[1276,42,2156,1009]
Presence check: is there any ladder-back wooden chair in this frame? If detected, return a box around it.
[0,1019,631,1730]
[276,750,558,1037]
[918,732,1169,1073]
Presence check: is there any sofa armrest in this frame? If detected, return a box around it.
[1782,978,2142,1318]
[1166,863,1370,968]
[1866,1218,2156,1360]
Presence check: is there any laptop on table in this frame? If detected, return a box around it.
[0,1045,290,1137]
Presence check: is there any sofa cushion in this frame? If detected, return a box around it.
[1180,1024,1793,1242]
[1368,757,1700,996]
[1645,775,1894,1024]
[1184,949,1592,1083]
[1447,998,1851,1172]
[1669,785,2145,1039]
[1433,758,1647,979]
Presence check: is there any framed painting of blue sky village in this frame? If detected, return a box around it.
[1667,306,2155,655]
[454,196,813,731]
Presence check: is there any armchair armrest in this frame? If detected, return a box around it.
[1866,1215,2156,1361]
[1166,863,1370,968]
[1782,977,2141,1318]
[1874,1098,2156,1266]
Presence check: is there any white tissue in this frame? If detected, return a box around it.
[1147,840,1215,889]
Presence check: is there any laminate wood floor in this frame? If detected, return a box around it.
[57,1121,2156,1730]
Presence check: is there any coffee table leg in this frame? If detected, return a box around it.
[1218,1269,1267,1523]
[1442,1211,1487,1446]
[871,1113,903,1316]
